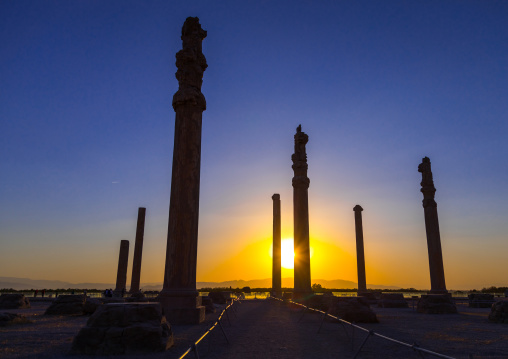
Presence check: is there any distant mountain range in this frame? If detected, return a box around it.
[0,276,399,291]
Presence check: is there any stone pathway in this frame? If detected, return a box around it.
[173,299,508,359]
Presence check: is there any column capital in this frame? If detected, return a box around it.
[173,17,207,111]
[353,205,363,212]
[272,193,280,201]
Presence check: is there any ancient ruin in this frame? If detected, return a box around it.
[292,125,312,300]
[353,205,367,295]
[72,303,173,354]
[272,194,282,298]
[158,17,207,324]
[0,294,30,309]
[417,157,456,313]
[130,207,146,295]
[113,240,129,297]
[418,156,447,294]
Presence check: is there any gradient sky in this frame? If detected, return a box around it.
[1,1,507,290]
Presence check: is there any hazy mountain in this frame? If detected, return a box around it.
[1,276,399,291]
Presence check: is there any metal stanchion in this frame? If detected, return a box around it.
[191,343,200,359]
[317,308,329,333]
[218,319,230,344]
[352,330,374,359]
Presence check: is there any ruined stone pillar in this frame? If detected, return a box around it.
[418,157,448,294]
[272,194,281,298]
[353,205,367,294]
[114,240,129,297]
[130,207,146,294]
[292,125,312,300]
[158,17,207,324]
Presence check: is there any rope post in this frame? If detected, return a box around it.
[351,322,355,351]
[225,305,232,326]
[317,308,329,333]
[218,319,230,344]
[191,343,200,359]
[297,306,307,322]
[231,300,238,317]
[352,330,374,359]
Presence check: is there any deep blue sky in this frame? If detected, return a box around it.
[1,1,507,289]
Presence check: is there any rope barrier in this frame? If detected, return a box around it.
[178,298,239,359]
[272,296,456,359]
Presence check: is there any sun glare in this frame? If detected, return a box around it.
[281,239,295,269]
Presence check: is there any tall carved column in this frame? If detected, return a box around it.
[353,205,367,294]
[272,194,281,298]
[292,125,312,300]
[130,207,146,294]
[418,157,448,294]
[114,240,129,297]
[158,17,207,324]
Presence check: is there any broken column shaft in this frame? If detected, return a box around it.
[418,156,448,294]
[114,240,129,296]
[272,194,281,297]
[130,207,146,294]
[353,205,367,294]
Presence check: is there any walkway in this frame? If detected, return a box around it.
[177,299,426,359]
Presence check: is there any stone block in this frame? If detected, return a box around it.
[83,298,102,315]
[163,306,205,325]
[71,303,173,354]
[201,296,215,313]
[488,301,508,323]
[45,295,85,315]
[329,297,378,323]
[417,294,457,314]
[208,291,230,304]
[378,293,408,308]
[468,293,495,308]
[0,294,30,309]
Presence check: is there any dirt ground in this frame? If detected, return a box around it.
[1,298,507,358]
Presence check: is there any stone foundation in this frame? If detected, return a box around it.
[468,293,495,308]
[488,301,508,323]
[378,293,408,308]
[329,297,378,323]
[158,295,205,324]
[0,294,30,309]
[417,294,457,314]
[45,295,85,315]
[71,303,173,354]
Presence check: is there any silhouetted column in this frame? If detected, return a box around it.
[418,157,448,294]
[130,207,146,294]
[292,125,312,300]
[114,240,129,297]
[272,194,281,297]
[353,205,367,294]
[158,17,207,324]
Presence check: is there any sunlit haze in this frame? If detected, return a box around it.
[1,1,507,290]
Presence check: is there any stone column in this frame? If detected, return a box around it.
[130,207,146,294]
[158,17,207,324]
[272,194,281,298]
[353,205,367,294]
[114,240,129,297]
[292,125,312,300]
[418,157,448,294]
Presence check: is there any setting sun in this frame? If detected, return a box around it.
[281,239,295,269]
